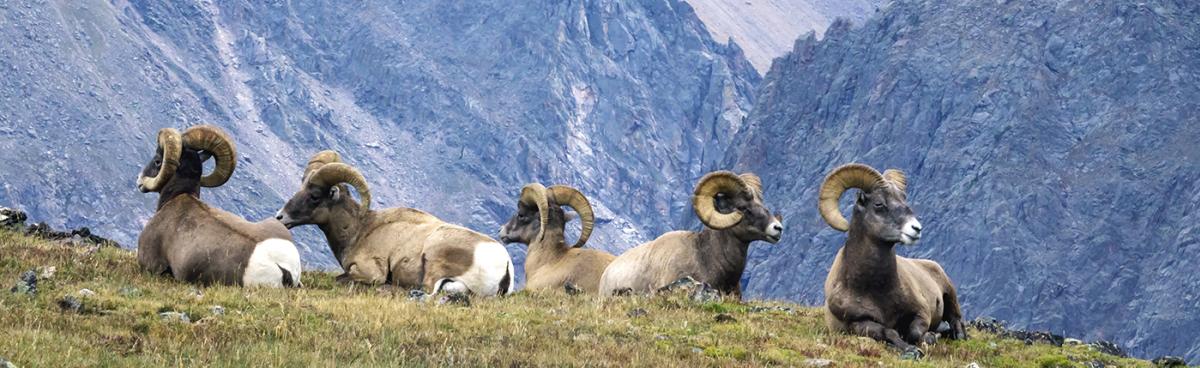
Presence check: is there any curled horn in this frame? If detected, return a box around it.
[308,163,372,209]
[548,185,593,248]
[137,128,183,192]
[181,125,237,188]
[818,163,885,232]
[304,150,343,183]
[519,183,551,243]
[883,169,907,193]
[739,173,763,197]
[692,171,751,230]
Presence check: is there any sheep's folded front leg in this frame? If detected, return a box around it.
[848,320,913,351]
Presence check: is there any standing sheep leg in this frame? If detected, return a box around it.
[941,291,969,340]
[848,320,913,351]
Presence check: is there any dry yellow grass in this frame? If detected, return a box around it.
[0,228,1154,367]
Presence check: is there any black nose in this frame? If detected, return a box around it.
[772,224,783,232]
[911,224,922,232]
[275,214,283,220]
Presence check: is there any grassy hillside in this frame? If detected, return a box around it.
[0,229,1154,367]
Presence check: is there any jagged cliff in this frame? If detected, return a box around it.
[685,0,881,72]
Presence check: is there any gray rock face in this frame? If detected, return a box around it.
[725,0,1200,362]
[685,0,881,72]
[0,0,758,289]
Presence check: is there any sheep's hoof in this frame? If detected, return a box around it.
[920,332,939,346]
[900,346,924,360]
[946,320,969,340]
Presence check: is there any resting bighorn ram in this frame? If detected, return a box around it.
[819,163,967,353]
[498,183,614,293]
[598,171,783,297]
[137,125,302,287]
[276,151,514,296]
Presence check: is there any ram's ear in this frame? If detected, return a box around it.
[329,185,341,201]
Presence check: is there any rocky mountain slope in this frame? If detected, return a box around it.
[0,0,758,287]
[725,0,1200,362]
[685,0,881,72]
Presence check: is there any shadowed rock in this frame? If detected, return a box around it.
[9,270,36,296]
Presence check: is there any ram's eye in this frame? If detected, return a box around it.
[873,202,885,209]
[154,159,162,166]
[310,192,322,201]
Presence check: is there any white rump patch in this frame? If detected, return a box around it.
[436,242,513,296]
[598,258,640,296]
[434,279,470,295]
[243,238,303,288]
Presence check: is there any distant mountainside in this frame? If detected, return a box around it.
[0,0,759,287]
[685,0,881,72]
[725,0,1200,362]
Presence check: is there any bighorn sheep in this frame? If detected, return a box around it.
[498,183,614,293]
[275,151,514,296]
[598,171,783,297]
[819,163,967,353]
[136,125,302,287]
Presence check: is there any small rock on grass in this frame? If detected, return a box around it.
[210,306,225,316]
[713,313,737,323]
[656,276,700,292]
[57,295,83,313]
[626,308,648,318]
[159,312,191,324]
[408,289,430,302]
[38,266,56,279]
[1088,340,1127,358]
[965,363,981,368]
[9,270,37,295]
[0,207,27,227]
[749,305,795,314]
[900,346,924,361]
[1152,356,1186,367]
[77,289,96,297]
[689,284,721,303]
[0,356,16,368]
[803,358,833,367]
